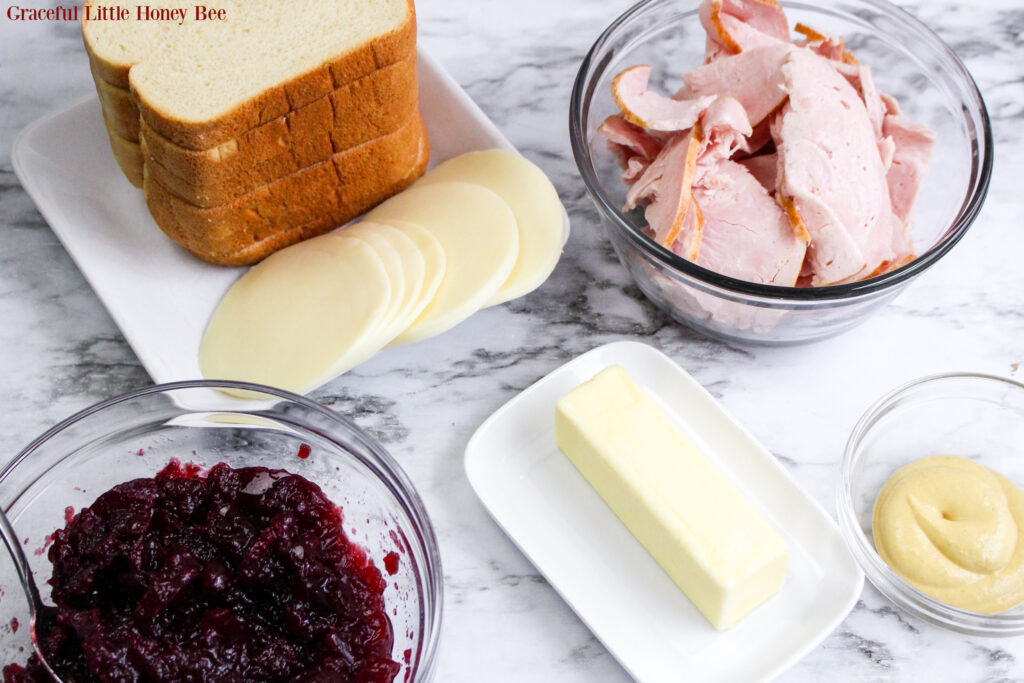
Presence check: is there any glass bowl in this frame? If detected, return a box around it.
[0,381,443,680]
[570,0,992,345]
[838,373,1024,636]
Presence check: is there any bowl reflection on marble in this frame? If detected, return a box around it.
[569,0,992,345]
[0,381,443,680]
[839,373,1024,636]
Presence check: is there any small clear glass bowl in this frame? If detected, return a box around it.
[570,0,992,345]
[838,373,1024,636]
[0,381,443,680]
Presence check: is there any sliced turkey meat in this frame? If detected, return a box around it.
[887,213,916,269]
[828,61,886,137]
[699,96,753,163]
[688,159,806,286]
[596,0,934,290]
[738,152,777,191]
[626,99,753,254]
[612,65,716,131]
[621,156,650,185]
[711,12,786,54]
[675,199,705,261]
[683,43,793,126]
[737,115,775,156]
[625,127,703,249]
[772,49,898,285]
[878,136,896,170]
[701,0,790,54]
[795,23,859,65]
[599,114,664,161]
[883,112,936,224]
[832,212,915,283]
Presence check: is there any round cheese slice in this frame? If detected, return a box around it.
[331,228,409,345]
[378,220,446,344]
[199,235,391,394]
[416,149,565,305]
[342,221,445,344]
[366,181,518,346]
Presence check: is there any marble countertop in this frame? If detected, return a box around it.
[2,0,1023,680]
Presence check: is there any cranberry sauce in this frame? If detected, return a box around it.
[3,459,400,682]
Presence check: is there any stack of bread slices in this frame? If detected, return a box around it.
[82,0,428,266]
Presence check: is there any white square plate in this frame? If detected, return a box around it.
[465,341,863,683]
[11,48,554,385]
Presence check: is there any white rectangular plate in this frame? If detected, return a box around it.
[11,48,545,385]
[465,341,863,683]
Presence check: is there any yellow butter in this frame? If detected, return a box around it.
[554,366,788,630]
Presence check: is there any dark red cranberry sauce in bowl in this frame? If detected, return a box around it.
[3,459,400,682]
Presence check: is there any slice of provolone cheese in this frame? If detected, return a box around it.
[378,220,446,344]
[344,221,444,343]
[417,149,565,305]
[367,181,519,346]
[316,233,408,376]
[199,236,390,394]
[332,228,409,344]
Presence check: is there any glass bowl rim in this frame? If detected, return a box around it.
[569,0,993,302]
[837,371,1024,635]
[0,379,444,679]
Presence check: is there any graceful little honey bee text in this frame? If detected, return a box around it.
[6,5,227,25]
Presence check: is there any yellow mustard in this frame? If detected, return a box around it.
[873,455,1024,614]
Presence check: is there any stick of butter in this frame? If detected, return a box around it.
[554,366,788,630]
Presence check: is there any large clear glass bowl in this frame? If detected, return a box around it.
[570,0,991,345]
[0,381,443,680]
[838,373,1024,636]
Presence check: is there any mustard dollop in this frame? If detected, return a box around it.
[873,455,1024,614]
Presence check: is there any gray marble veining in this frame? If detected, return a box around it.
[1,0,1023,680]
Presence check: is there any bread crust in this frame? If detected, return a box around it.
[104,126,144,187]
[83,0,417,148]
[92,67,141,140]
[144,113,429,265]
[142,55,419,185]
[143,105,418,207]
[83,0,425,264]
[92,49,417,148]
[93,52,418,193]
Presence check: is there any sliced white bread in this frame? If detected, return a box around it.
[141,55,418,181]
[100,72,418,195]
[105,127,144,187]
[143,113,429,265]
[140,84,420,207]
[93,52,416,153]
[90,32,417,190]
[83,0,415,148]
[91,67,142,140]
